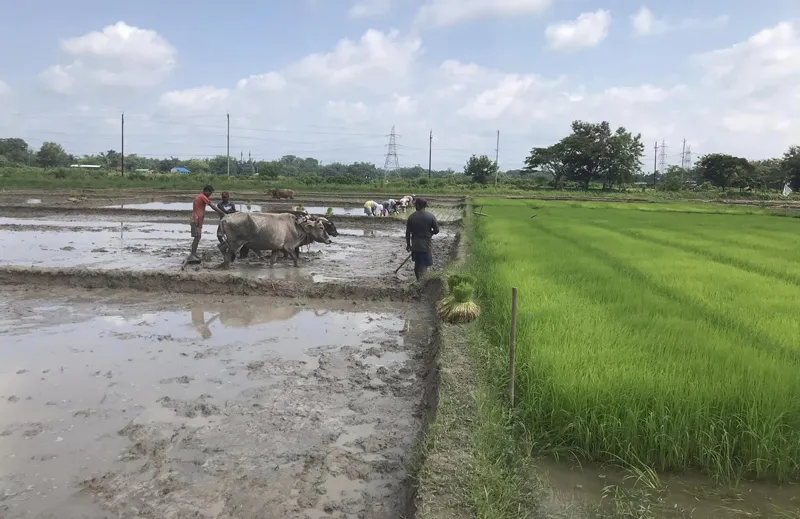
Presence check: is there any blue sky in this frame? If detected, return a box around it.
[0,0,798,170]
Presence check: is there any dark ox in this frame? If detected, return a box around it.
[243,213,338,260]
[218,212,331,268]
[268,188,295,199]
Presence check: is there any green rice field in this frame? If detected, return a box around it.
[470,198,800,482]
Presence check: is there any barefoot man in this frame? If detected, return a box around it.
[186,184,225,265]
[405,197,440,280]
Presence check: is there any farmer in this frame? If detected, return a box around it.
[382,199,398,216]
[218,192,237,214]
[216,191,237,244]
[405,197,440,280]
[363,200,380,216]
[188,184,225,262]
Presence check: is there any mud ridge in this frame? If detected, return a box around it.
[0,205,462,227]
[0,266,420,301]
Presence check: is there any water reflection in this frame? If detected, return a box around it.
[189,303,329,338]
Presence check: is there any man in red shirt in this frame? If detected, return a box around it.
[188,184,225,262]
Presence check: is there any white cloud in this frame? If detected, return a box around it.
[325,100,370,122]
[631,6,728,36]
[545,10,611,52]
[349,0,391,18]
[601,84,687,104]
[694,21,800,98]
[690,21,800,150]
[7,18,800,170]
[158,86,230,113]
[283,29,422,90]
[39,21,177,94]
[414,0,551,28]
[0,80,10,97]
[236,72,287,91]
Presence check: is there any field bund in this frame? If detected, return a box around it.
[472,199,800,482]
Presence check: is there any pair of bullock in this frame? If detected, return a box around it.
[216,211,337,268]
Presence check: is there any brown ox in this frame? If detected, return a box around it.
[268,188,296,199]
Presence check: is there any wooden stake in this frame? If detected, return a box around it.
[509,287,518,406]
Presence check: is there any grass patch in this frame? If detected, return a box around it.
[469,198,800,483]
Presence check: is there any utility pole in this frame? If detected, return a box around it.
[121,112,124,177]
[226,113,230,177]
[494,129,500,185]
[681,138,687,169]
[428,130,432,179]
[658,140,667,176]
[653,141,658,188]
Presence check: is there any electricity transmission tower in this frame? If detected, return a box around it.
[658,139,667,173]
[382,125,400,181]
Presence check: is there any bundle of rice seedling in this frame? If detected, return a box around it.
[295,203,306,212]
[246,200,252,211]
[437,281,480,324]
[447,273,475,291]
[437,273,476,314]
[326,207,334,217]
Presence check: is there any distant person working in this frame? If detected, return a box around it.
[188,184,225,263]
[405,197,440,280]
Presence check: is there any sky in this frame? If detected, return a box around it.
[0,0,798,171]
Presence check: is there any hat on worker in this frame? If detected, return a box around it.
[203,184,214,193]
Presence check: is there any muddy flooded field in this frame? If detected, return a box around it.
[0,214,457,282]
[0,287,438,519]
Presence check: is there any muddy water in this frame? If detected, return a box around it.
[301,206,365,216]
[538,458,800,518]
[106,202,265,212]
[0,288,435,518]
[0,216,456,281]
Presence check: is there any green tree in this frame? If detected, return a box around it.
[259,161,281,179]
[463,154,497,184]
[695,153,750,191]
[782,146,800,190]
[555,120,643,190]
[187,159,211,174]
[750,158,784,190]
[0,138,31,164]
[659,165,688,192]
[524,142,568,189]
[36,141,70,168]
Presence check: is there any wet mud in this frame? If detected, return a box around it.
[0,287,439,518]
[0,215,457,284]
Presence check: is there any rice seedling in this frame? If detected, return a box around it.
[469,198,800,482]
[437,273,481,324]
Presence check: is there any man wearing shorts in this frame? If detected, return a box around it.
[405,197,440,280]
[189,185,225,262]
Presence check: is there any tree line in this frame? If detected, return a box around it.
[520,120,800,192]
[3,123,800,192]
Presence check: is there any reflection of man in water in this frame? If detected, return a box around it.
[191,308,219,339]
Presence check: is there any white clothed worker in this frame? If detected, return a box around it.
[363,200,380,216]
